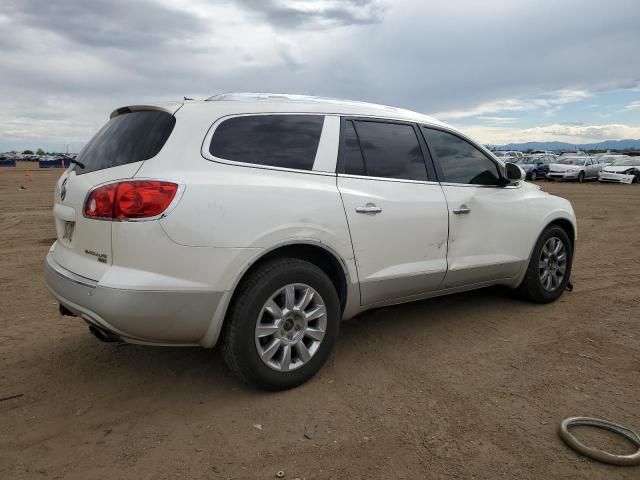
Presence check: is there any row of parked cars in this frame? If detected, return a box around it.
[494,152,640,184]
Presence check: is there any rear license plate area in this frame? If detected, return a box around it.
[63,221,75,242]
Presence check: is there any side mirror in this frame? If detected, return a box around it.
[505,162,523,181]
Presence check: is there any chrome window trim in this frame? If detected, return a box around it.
[337,172,441,186]
[439,181,522,189]
[200,112,337,177]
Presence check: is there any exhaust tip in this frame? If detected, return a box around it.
[88,325,120,343]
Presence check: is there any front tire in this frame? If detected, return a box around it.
[578,171,585,183]
[530,171,537,181]
[222,258,340,390]
[517,225,573,304]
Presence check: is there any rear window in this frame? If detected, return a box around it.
[209,115,324,171]
[75,110,175,175]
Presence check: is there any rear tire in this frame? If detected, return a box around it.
[222,258,340,390]
[517,225,573,304]
[578,171,585,183]
[530,171,537,181]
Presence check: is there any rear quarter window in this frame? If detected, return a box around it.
[208,114,324,171]
[75,111,175,175]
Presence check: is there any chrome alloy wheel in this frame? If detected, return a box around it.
[539,236,567,292]
[255,283,327,372]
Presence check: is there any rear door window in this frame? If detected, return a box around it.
[421,127,501,185]
[343,120,427,181]
[75,111,176,175]
[341,120,366,176]
[209,115,324,170]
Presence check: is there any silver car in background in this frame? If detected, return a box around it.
[547,156,603,182]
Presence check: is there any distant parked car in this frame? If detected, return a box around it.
[493,150,523,159]
[596,154,631,167]
[547,156,603,182]
[515,155,554,181]
[598,157,640,184]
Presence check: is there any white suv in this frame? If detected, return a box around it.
[45,93,577,390]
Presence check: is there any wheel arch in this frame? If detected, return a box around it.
[199,241,354,348]
[236,242,350,312]
[547,218,576,251]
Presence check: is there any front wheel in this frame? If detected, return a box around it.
[578,171,585,183]
[517,225,573,303]
[222,258,340,390]
[530,171,537,181]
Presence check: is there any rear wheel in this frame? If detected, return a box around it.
[222,258,340,390]
[530,170,537,181]
[517,225,573,303]
[578,171,585,183]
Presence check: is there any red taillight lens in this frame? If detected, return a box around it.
[85,183,117,218]
[84,181,179,219]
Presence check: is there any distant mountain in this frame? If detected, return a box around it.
[489,139,640,151]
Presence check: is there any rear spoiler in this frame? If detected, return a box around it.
[109,102,184,119]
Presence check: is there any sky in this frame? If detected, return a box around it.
[1,0,639,152]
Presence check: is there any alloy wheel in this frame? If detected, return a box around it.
[255,283,327,372]
[539,237,567,292]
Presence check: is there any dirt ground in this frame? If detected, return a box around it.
[1,162,639,479]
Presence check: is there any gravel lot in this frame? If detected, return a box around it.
[1,163,639,479]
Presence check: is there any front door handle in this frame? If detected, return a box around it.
[355,203,382,214]
[453,204,471,214]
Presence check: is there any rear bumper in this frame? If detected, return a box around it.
[44,252,222,346]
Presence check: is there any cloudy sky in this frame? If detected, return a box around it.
[1,0,639,152]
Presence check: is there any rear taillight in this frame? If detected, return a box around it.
[84,181,179,220]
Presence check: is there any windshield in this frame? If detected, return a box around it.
[555,157,585,165]
[610,158,635,166]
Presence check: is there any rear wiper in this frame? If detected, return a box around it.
[69,158,85,169]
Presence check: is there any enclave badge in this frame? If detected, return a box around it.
[60,178,68,201]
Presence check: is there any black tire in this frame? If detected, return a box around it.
[517,225,573,304]
[222,258,340,390]
[578,171,585,183]
[530,171,537,181]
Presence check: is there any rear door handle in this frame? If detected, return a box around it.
[453,204,471,214]
[355,203,382,214]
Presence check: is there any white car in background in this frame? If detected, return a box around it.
[493,150,523,159]
[44,93,577,390]
[598,156,640,184]
[597,154,632,167]
[547,156,602,182]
